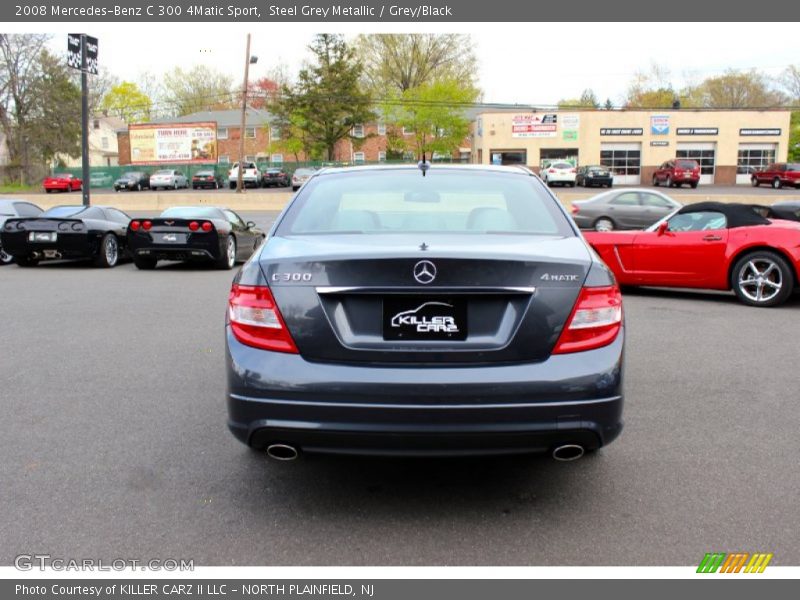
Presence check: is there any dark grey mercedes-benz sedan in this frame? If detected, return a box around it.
[225,164,624,460]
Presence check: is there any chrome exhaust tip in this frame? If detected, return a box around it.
[552,444,585,462]
[266,444,299,461]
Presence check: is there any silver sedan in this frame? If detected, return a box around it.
[149,169,189,191]
[570,188,681,231]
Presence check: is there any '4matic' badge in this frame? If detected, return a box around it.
[540,273,579,282]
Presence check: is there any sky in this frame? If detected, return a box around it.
[26,22,800,106]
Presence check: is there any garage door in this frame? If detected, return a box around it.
[600,143,641,185]
[737,143,777,185]
[676,142,716,185]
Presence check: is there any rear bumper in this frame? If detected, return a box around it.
[132,246,217,261]
[585,177,613,185]
[226,327,624,456]
[3,235,94,260]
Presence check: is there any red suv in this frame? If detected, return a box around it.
[652,159,700,188]
[751,163,800,189]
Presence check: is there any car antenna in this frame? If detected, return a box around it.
[418,153,430,177]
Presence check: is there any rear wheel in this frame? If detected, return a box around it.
[690,181,698,189]
[173,181,179,190]
[94,233,119,268]
[216,235,236,270]
[751,177,759,187]
[665,176,673,187]
[15,256,39,267]
[230,182,236,190]
[594,217,615,232]
[133,257,157,270]
[652,175,658,186]
[772,178,782,189]
[732,251,793,307]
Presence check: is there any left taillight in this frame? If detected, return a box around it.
[571,205,579,214]
[228,284,298,354]
[130,221,140,231]
[552,285,623,354]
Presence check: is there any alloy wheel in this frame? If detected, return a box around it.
[738,258,782,304]
[105,236,119,266]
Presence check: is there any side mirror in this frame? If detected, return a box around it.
[656,221,669,236]
[246,221,256,229]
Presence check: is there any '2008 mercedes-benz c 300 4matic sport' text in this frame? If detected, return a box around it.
[225,165,624,461]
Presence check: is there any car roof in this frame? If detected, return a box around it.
[677,202,772,228]
[311,164,535,177]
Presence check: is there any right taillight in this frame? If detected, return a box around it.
[228,284,298,353]
[553,285,623,354]
[571,205,579,214]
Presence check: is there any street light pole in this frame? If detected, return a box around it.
[237,33,252,194]
[80,34,90,206]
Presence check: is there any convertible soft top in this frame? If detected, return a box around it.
[677,202,772,228]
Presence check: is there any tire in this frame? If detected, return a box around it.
[137,183,142,191]
[15,255,39,267]
[594,217,615,232]
[94,233,119,268]
[772,178,782,190]
[731,251,793,307]
[0,244,14,265]
[216,235,236,270]
[230,182,236,190]
[45,188,52,193]
[292,186,299,192]
[133,257,157,270]
[751,177,759,187]
[652,175,658,187]
[173,181,178,190]
[690,181,698,189]
[665,176,673,188]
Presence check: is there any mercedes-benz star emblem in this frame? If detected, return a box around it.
[413,260,437,284]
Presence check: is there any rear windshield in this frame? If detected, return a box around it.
[154,170,172,175]
[294,169,315,176]
[121,172,141,179]
[43,206,85,217]
[551,162,572,169]
[160,207,224,219]
[277,169,573,236]
[676,160,698,169]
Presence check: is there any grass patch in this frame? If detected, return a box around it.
[0,182,38,194]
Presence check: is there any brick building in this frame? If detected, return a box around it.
[116,109,471,167]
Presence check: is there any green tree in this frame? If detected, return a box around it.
[692,69,786,108]
[100,81,152,123]
[274,34,374,161]
[780,65,800,106]
[0,35,81,183]
[789,112,800,162]
[382,79,476,160]
[603,98,614,110]
[162,65,235,116]
[558,89,600,109]
[355,34,479,94]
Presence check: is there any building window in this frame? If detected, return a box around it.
[600,149,641,176]
[101,137,109,149]
[378,151,386,162]
[270,126,280,141]
[245,155,256,163]
[737,147,776,174]
[377,123,386,136]
[352,124,365,138]
[219,155,230,164]
[93,119,100,129]
[271,154,283,164]
[353,151,366,163]
[218,128,228,140]
[244,127,256,139]
[402,127,414,136]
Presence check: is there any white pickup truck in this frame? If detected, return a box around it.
[227,161,261,189]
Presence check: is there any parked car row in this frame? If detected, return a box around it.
[0,200,265,270]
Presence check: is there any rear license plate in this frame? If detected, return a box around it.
[383,296,467,341]
[29,232,56,242]
[158,233,186,244]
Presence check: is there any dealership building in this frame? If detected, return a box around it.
[472,109,792,185]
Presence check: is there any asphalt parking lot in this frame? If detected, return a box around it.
[1,210,799,566]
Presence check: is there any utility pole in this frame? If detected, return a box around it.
[237,33,253,193]
[80,34,90,206]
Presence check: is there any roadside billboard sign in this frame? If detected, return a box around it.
[129,122,218,164]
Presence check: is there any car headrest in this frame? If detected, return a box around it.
[466,207,518,231]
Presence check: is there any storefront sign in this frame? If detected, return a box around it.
[512,114,557,138]
[129,122,218,164]
[740,128,781,136]
[560,113,579,141]
[600,128,643,136]
[650,141,669,147]
[650,115,669,135]
[676,127,718,135]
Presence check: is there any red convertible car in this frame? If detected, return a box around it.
[43,173,82,193]
[583,202,800,307]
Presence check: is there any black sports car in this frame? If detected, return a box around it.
[127,206,265,270]
[191,170,222,190]
[225,164,625,460]
[114,171,150,192]
[0,199,44,265]
[1,204,131,268]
